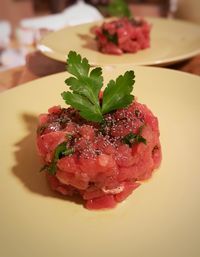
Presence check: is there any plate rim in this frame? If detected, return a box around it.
[37,17,200,67]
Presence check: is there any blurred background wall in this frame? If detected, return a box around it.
[0,0,171,30]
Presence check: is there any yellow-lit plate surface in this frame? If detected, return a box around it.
[0,66,200,257]
[38,17,200,66]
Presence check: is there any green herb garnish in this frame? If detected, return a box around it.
[37,124,47,135]
[122,127,147,147]
[101,69,134,114]
[62,51,135,123]
[102,29,118,45]
[107,0,131,18]
[54,142,74,160]
[41,142,74,175]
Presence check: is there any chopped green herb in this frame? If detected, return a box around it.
[40,142,75,175]
[37,124,47,135]
[98,119,113,135]
[134,109,141,118]
[59,116,70,125]
[65,133,73,140]
[122,129,146,147]
[47,162,57,175]
[102,29,118,45]
[54,142,73,159]
[62,51,135,123]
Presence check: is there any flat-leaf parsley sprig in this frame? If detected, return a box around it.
[107,0,132,18]
[61,51,135,123]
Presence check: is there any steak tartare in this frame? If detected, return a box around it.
[36,51,161,210]
[94,18,151,55]
[37,101,161,209]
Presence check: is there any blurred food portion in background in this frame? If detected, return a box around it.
[0,0,198,73]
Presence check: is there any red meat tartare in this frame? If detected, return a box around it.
[37,102,161,209]
[36,51,161,210]
[94,18,151,55]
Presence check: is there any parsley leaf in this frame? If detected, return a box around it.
[102,71,135,114]
[62,91,103,122]
[62,51,103,122]
[62,51,135,123]
[107,0,131,18]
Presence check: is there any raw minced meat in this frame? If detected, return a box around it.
[94,17,151,55]
[36,100,161,210]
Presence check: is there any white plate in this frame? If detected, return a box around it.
[38,17,200,66]
[0,66,200,257]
